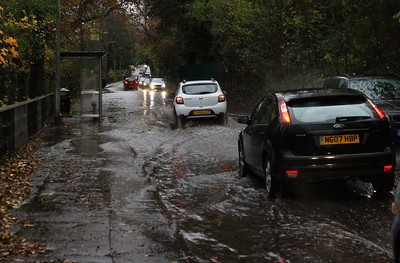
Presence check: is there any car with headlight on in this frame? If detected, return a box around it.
[237,88,395,198]
[173,79,227,128]
[139,77,151,89]
[149,78,166,90]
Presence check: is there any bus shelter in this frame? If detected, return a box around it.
[60,51,107,122]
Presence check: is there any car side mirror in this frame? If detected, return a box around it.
[237,116,250,124]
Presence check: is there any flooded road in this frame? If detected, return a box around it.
[12,82,396,262]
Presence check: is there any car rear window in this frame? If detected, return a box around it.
[287,96,377,123]
[350,78,400,100]
[182,84,218,95]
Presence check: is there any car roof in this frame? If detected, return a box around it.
[181,79,218,85]
[329,73,400,80]
[276,88,365,101]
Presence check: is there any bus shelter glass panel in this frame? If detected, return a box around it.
[80,58,102,119]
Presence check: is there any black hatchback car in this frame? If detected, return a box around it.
[237,88,395,198]
[323,75,400,145]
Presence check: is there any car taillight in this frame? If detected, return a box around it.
[367,98,386,119]
[175,96,184,104]
[218,94,226,102]
[279,100,291,124]
[384,165,393,173]
[285,170,298,178]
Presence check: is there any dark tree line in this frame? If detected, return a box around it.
[1,0,399,105]
[146,0,400,96]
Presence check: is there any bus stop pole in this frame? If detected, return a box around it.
[55,0,61,125]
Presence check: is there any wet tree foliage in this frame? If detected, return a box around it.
[2,0,399,105]
[0,1,56,106]
[148,0,400,92]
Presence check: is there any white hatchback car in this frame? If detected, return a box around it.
[173,79,227,128]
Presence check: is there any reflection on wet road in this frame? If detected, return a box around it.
[141,126,394,262]
[142,89,168,116]
[12,82,396,262]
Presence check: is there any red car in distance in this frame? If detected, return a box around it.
[123,77,139,90]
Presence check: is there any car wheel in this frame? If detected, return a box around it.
[175,114,185,129]
[218,113,227,126]
[393,228,400,263]
[265,160,272,195]
[238,140,247,177]
[264,159,283,199]
[372,175,394,193]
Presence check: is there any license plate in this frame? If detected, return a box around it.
[320,134,360,145]
[193,109,211,115]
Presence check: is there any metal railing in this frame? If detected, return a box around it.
[0,94,54,160]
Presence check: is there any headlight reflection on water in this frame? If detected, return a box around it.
[141,89,168,116]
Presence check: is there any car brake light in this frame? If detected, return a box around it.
[218,94,226,102]
[285,170,298,178]
[384,165,393,173]
[279,100,291,124]
[175,96,184,104]
[367,98,386,119]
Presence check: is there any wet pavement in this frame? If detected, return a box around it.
[9,82,398,262]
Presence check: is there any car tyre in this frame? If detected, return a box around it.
[393,227,400,263]
[372,175,394,194]
[219,113,227,126]
[175,114,185,129]
[264,159,283,199]
[238,140,247,177]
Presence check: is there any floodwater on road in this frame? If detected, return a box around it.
[10,83,397,262]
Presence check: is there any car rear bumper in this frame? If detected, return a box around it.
[175,103,227,118]
[278,147,395,182]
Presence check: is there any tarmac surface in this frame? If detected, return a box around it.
[7,82,400,263]
[10,84,183,262]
